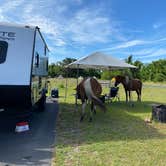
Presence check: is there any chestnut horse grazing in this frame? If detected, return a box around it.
[76,77,106,122]
[114,75,142,102]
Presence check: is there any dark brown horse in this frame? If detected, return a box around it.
[76,77,106,122]
[114,75,142,102]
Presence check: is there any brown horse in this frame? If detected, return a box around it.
[114,75,142,102]
[76,77,106,122]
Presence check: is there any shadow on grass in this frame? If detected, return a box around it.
[56,101,166,147]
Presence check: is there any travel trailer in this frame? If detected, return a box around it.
[0,23,49,115]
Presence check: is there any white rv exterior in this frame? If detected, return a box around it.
[0,23,49,113]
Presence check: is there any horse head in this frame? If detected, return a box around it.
[114,75,123,87]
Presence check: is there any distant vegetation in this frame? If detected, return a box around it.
[48,56,166,82]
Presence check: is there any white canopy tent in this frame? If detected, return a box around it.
[67,52,136,69]
[65,52,136,103]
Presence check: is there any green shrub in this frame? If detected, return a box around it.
[59,84,65,88]
[153,73,166,82]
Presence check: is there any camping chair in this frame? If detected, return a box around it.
[105,87,120,102]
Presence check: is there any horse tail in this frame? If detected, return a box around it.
[91,95,106,112]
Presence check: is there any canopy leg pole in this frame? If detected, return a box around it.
[64,68,68,102]
[75,65,79,111]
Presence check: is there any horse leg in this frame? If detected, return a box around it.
[93,105,97,114]
[80,100,86,122]
[125,90,128,102]
[139,88,142,101]
[89,101,94,122]
[136,90,139,101]
[129,90,131,102]
[136,89,142,101]
[129,91,134,107]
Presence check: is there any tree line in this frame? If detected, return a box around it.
[48,56,166,82]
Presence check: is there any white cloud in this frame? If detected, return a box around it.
[23,3,34,14]
[123,48,155,56]
[0,0,25,22]
[0,15,4,21]
[98,40,147,51]
[0,1,123,46]
[99,37,166,52]
[75,0,82,3]
[121,47,166,63]
[0,0,69,47]
[66,8,113,44]
[139,48,166,58]
[24,15,58,35]
[153,22,166,29]
[0,0,25,13]
[1,0,165,64]
[113,40,146,49]
[153,23,160,29]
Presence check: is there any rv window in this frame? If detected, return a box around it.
[0,41,8,64]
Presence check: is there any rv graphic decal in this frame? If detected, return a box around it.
[0,31,16,41]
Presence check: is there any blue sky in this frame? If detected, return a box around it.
[0,0,166,64]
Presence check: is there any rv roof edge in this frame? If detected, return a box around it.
[0,22,36,30]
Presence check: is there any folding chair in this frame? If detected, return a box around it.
[106,87,120,102]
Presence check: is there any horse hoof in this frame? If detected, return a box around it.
[80,116,84,122]
[89,117,92,122]
[129,103,134,107]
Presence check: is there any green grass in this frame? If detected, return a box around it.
[51,78,166,166]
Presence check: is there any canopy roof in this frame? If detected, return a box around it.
[67,52,136,69]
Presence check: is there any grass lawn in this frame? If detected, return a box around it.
[51,78,166,166]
